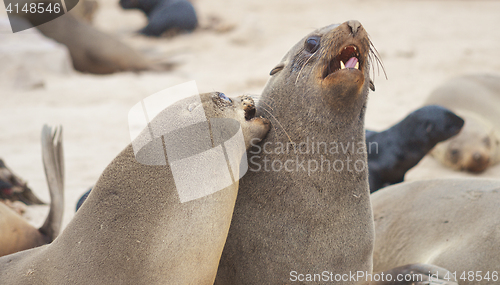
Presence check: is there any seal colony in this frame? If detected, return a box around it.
[215,21,454,285]
[0,92,269,284]
[425,74,500,173]
[366,105,464,192]
[372,178,500,285]
[0,125,64,257]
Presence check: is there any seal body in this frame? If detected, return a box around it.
[15,0,155,74]
[366,105,464,192]
[372,178,500,285]
[120,0,198,37]
[0,93,269,284]
[425,74,500,173]
[35,13,152,74]
[0,205,48,256]
[215,21,376,285]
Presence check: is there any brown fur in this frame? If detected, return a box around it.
[16,0,156,74]
[0,205,48,256]
[0,93,269,284]
[215,21,376,285]
[372,178,500,285]
[35,13,151,74]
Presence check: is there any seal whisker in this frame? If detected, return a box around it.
[295,51,317,85]
[258,99,274,112]
[251,94,276,106]
[260,106,293,143]
[368,37,387,80]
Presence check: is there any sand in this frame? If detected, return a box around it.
[1,0,500,230]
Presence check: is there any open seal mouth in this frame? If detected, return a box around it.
[323,45,361,78]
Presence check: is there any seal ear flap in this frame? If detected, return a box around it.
[270,63,285,76]
[369,80,375,91]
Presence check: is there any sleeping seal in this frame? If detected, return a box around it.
[425,74,500,173]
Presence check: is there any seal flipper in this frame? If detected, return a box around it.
[369,263,458,285]
[38,125,65,242]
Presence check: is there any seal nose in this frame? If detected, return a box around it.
[347,20,362,35]
[473,152,484,162]
[466,152,490,173]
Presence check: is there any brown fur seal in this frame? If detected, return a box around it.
[215,20,378,284]
[12,0,160,74]
[0,125,64,257]
[34,13,152,74]
[425,74,500,173]
[372,178,500,285]
[0,92,270,284]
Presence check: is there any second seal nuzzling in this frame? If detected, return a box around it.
[0,92,270,285]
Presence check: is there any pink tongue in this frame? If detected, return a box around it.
[345,57,358,68]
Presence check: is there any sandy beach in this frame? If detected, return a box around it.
[1,0,500,230]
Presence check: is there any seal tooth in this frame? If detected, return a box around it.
[355,62,359,69]
[340,61,346,69]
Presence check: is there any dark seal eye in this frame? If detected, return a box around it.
[304,36,320,53]
[218,92,231,102]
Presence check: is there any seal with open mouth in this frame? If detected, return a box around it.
[215,20,380,285]
[0,92,270,285]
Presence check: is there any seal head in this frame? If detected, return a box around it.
[266,20,377,125]
[366,105,464,192]
[431,110,499,173]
